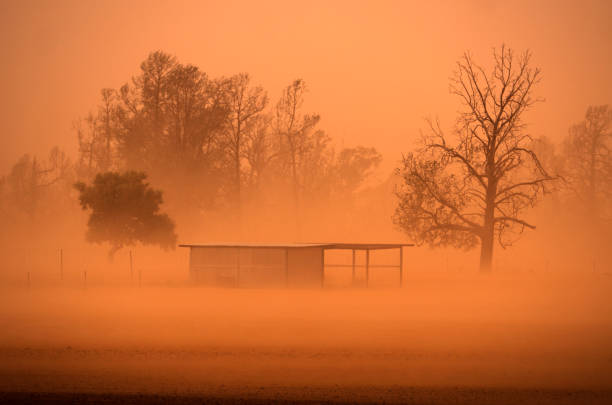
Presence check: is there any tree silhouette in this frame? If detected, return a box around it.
[222,73,268,217]
[71,51,386,238]
[75,89,120,178]
[75,171,177,258]
[394,46,555,272]
[334,147,383,194]
[274,79,320,234]
[562,105,611,223]
[7,148,70,216]
[98,52,229,212]
[243,113,274,192]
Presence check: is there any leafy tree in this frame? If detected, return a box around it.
[394,46,555,272]
[74,171,177,257]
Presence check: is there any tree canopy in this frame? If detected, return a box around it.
[73,51,383,239]
[74,171,177,257]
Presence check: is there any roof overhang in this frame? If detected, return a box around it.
[178,243,413,250]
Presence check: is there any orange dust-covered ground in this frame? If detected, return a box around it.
[1,272,611,404]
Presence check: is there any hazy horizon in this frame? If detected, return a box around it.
[1,0,611,175]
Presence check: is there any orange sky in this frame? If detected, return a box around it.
[1,0,611,174]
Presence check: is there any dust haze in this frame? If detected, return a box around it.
[1,1,611,404]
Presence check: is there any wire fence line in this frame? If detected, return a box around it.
[0,246,608,288]
[0,246,187,287]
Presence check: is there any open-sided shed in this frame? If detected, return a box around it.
[179,243,413,288]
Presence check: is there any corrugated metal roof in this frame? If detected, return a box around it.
[324,243,414,249]
[179,243,333,249]
[179,243,413,250]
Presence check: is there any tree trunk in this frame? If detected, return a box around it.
[235,147,241,207]
[480,173,497,273]
[289,142,301,239]
[479,230,494,272]
[588,135,598,223]
[235,139,242,234]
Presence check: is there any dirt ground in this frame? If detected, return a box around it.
[1,273,611,404]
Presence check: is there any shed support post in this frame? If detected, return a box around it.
[60,248,63,282]
[189,248,195,282]
[285,248,289,288]
[321,248,325,288]
[365,249,370,288]
[399,246,403,288]
[236,247,240,288]
[351,249,356,286]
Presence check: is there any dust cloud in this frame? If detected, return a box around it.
[1,1,612,404]
[0,274,611,404]
[1,201,611,402]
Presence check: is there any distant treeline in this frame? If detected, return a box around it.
[0,50,610,270]
[0,51,383,239]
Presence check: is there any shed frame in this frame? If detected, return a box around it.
[179,243,413,288]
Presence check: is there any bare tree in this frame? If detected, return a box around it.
[394,46,555,272]
[75,114,98,178]
[107,53,230,214]
[98,88,119,171]
[298,129,333,203]
[274,79,320,233]
[69,50,387,239]
[116,50,178,173]
[222,73,268,213]
[562,105,612,222]
[243,113,274,192]
[334,146,383,195]
[165,64,207,166]
[137,51,177,136]
[75,89,120,179]
[6,147,71,215]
